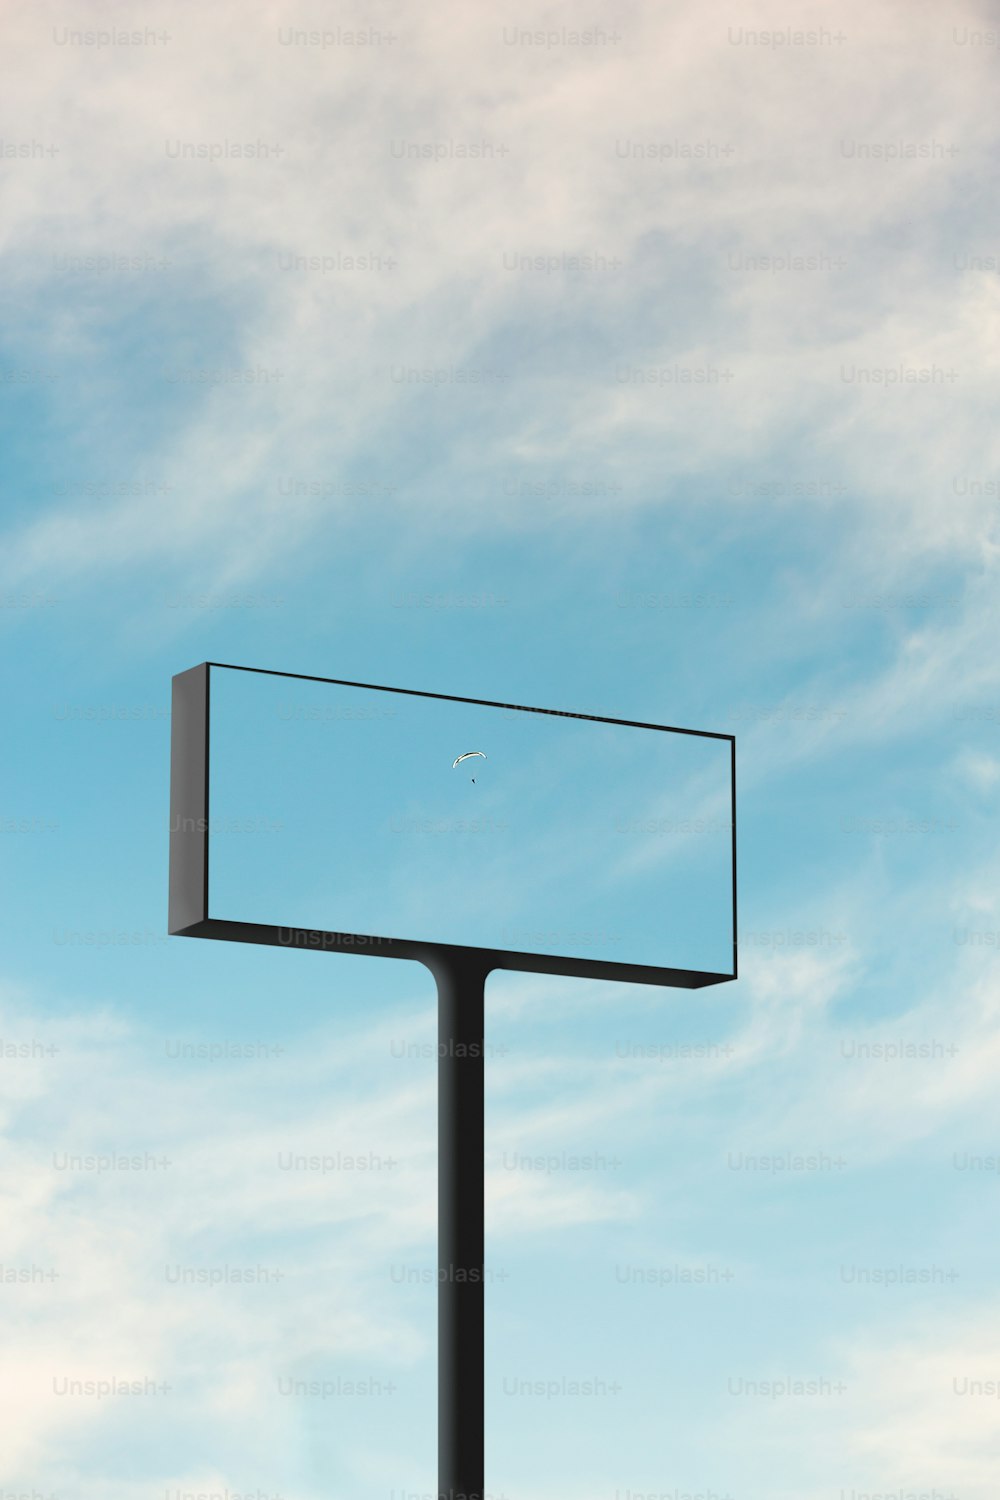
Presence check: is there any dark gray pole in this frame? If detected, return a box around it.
[430,952,489,1500]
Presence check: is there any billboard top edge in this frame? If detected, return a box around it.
[188,661,735,743]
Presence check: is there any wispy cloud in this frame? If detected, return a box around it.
[3,0,1000,596]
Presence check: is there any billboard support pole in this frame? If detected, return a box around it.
[427,950,489,1500]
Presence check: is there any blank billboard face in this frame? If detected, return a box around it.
[171,663,735,987]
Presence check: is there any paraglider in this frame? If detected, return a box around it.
[452,750,486,783]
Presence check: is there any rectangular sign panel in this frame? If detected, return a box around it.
[170,663,736,988]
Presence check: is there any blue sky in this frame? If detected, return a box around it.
[3,1,1000,1496]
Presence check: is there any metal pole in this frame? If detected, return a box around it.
[431,952,488,1500]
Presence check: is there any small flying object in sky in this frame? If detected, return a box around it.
[452,750,487,783]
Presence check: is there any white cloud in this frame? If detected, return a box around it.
[952,747,1000,792]
[2,0,999,592]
